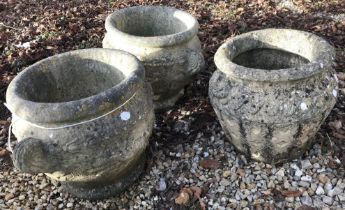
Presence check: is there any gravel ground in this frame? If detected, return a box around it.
[1,115,345,209]
[1,0,345,209]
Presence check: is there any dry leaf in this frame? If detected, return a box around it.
[190,186,206,210]
[328,120,343,130]
[312,25,322,32]
[281,190,302,197]
[175,188,192,205]
[333,133,345,140]
[328,158,340,169]
[261,190,271,195]
[0,148,10,157]
[337,73,345,81]
[200,159,219,169]
[190,186,202,198]
[175,186,206,210]
[297,205,317,210]
[237,168,245,177]
[0,120,9,125]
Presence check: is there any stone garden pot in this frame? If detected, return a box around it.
[209,29,338,164]
[103,6,204,109]
[6,48,155,199]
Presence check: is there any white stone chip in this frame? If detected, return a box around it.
[295,169,303,177]
[332,89,337,97]
[334,74,339,83]
[300,102,308,111]
[157,178,167,191]
[316,186,325,195]
[120,111,131,121]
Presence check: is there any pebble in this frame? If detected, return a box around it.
[310,183,317,191]
[222,170,231,178]
[318,174,330,184]
[66,203,73,208]
[241,200,248,207]
[5,193,14,201]
[34,205,43,210]
[338,194,345,202]
[299,181,310,188]
[313,163,321,169]
[286,197,294,202]
[295,169,303,177]
[220,179,230,187]
[301,195,313,206]
[268,180,275,188]
[323,196,333,205]
[276,168,285,177]
[316,185,325,195]
[301,160,312,169]
[324,183,333,193]
[46,204,55,210]
[156,178,167,191]
[301,175,312,182]
[327,187,342,197]
[0,120,344,210]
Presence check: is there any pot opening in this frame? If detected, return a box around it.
[19,58,125,103]
[232,48,310,70]
[112,8,190,37]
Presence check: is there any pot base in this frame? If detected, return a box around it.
[154,89,184,110]
[61,153,146,200]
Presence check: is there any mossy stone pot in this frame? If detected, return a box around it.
[209,29,338,164]
[6,48,155,199]
[103,6,204,109]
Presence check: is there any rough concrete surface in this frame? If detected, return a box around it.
[103,6,204,109]
[5,48,155,199]
[209,29,338,164]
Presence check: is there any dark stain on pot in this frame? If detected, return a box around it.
[321,79,328,88]
[210,29,337,164]
[234,101,246,111]
[275,145,302,165]
[305,87,312,94]
[263,125,274,162]
[293,124,303,140]
[102,150,112,159]
[238,119,251,156]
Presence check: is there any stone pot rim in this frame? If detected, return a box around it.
[214,28,335,82]
[105,6,199,48]
[6,48,144,125]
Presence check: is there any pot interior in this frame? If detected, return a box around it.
[112,8,189,36]
[233,48,310,70]
[18,57,125,103]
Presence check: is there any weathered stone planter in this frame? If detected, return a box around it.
[103,6,204,109]
[6,48,154,199]
[209,29,338,164]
